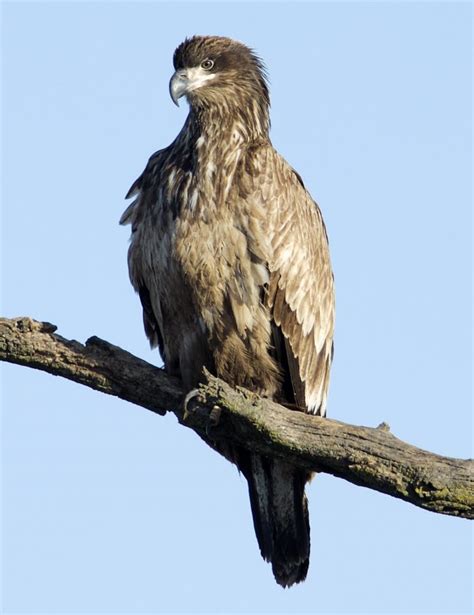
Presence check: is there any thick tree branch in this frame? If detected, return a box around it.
[1,316,472,519]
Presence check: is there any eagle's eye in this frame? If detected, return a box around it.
[200,59,214,70]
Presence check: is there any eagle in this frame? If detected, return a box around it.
[121,35,335,587]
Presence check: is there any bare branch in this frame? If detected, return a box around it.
[0,316,183,416]
[1,316,472,519]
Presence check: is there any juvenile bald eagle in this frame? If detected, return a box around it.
[121,36,335,587]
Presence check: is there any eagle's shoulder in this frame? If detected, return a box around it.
[242,144,308,198]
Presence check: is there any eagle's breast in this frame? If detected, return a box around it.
[163,135,279,393]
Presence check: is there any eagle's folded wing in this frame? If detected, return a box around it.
[262,150,335,415]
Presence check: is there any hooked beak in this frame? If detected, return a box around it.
[169,69,188,106]
[169,66,217,107]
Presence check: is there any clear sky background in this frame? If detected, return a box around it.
[1,1,472,613]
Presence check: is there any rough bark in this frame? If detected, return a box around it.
[1,316,472,519]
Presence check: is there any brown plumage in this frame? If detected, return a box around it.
[121,35,335,587]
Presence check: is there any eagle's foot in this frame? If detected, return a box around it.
[182,389,222,436]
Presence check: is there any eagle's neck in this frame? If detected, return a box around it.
[175,103,269,215]
[189,99,270,144]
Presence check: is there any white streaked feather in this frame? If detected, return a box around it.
[188,188,199,211]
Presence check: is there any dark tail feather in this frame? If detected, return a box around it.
[244,453,311,587]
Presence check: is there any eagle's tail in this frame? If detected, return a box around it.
[244,453,310,587]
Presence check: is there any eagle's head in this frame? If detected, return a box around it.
[169,36,269,112]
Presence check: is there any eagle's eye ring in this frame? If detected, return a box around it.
[200,59,214,70]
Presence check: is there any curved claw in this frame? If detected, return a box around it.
[183,388,201,421]
[209,405,222,428]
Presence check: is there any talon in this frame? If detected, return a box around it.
[183,388,202,421]
[205,404,222,437]
[209,405,222,427]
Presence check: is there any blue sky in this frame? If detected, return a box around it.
[1,1,472,613]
